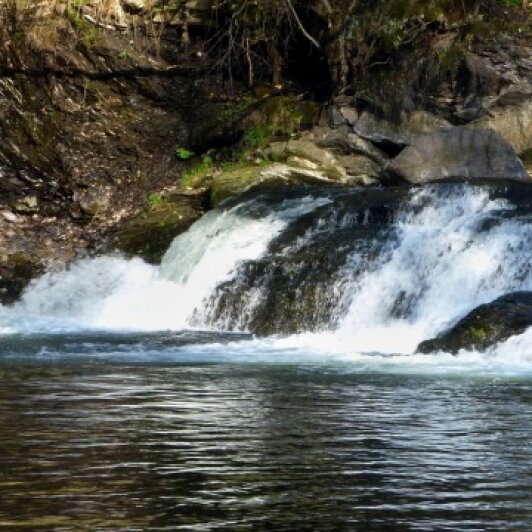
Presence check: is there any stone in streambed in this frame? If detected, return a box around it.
[417,292,532,354]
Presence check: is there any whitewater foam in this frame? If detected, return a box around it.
[335,185,532,353]
[0,184,531,373]
[1,195,328,334]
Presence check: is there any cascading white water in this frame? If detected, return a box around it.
[0,183,531,372]
[0,195,328,334]
[329,185,532,353]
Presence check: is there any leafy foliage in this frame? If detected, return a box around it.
[175,147,195,160]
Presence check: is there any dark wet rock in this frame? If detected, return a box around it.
[0,253,44,305]
[417,292,532,354]
[386,128,530,184]
[203,185,410,335]
[105,191,208,263]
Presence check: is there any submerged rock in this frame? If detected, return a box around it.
[386,128,530,184]
[417,292,532,354]
[203,185,410,335]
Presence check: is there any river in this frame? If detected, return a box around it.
[0,182,531,529]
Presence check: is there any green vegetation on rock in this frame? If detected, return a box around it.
[106,192,207,263]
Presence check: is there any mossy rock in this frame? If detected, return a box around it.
[0,253,44,305]
[417,292,532,354]
[106,192,208,263]
[239,95,320,134]
[210,164,267,207]
[210,159,347,207]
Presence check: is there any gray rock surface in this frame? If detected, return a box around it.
[387,128,530,184]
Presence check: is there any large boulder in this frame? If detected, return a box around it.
[386,128,530,184]
[323,105,451,154]
[351,110,451,152]
[417,292,532,354]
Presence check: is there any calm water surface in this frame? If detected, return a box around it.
[0,341,531,531]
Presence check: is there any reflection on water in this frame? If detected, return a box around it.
[0,363,530,530]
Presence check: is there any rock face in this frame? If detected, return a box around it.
[417,292,532,354]
[471,100,532,156]
[387,128,530,184]
[350,110,451,152]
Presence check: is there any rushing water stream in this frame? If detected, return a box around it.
[1,183,531,529]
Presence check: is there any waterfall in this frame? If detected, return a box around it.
[0,192,329,334]
[1,182,531,364]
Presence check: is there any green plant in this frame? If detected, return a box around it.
[81,26,99,49]
[180,154,215,187]
[118,48,132,60]
[148,192,163,206]
[175,147,195,160]
[497,0,522,7]
[241,125,271,150]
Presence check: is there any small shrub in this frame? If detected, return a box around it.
[175,147,195,160]
[148,192,163,206]
[180,154,215,187]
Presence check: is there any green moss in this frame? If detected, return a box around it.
[175,147,195,160]
[197,92,319,152]
[180,94,318,191]
[180,154,215,188]
[210,163,267,206]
